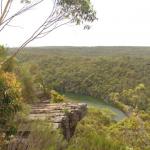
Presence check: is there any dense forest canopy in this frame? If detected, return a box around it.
[18,47,150,112]
[16,46,150,150]
[1,46,150,150]
[1,1,150,150]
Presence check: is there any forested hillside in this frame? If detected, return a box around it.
[1,46,150,150]
[19,47,150,112]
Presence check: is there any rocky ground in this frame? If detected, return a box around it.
[29,100,87,140]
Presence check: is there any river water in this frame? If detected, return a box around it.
[64,93,126,121]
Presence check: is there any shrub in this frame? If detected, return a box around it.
[18,66,36,103]
[0,45,6,60]
[50,90,64,103]
[6,121,67,150]
[0,71,23,128]
[109,115,150,150]
[67,108,126,150]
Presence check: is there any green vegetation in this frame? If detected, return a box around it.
[67,108,126,150]
[6,121,67,150]
[109,115,150,150]
[109,83,149,113]
[19,47,150,112]
[0,71,23,127]
[1,46,150,149]
[50,90,65,103]
[63,93,126,121]
[0,46,24,149]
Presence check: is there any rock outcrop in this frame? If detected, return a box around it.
[29,100,87,140]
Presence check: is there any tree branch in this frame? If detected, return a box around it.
[0,0,11,25]
[0,0,97,67]
[0,0,44,31]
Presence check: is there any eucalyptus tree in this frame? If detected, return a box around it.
[0,0,97,65]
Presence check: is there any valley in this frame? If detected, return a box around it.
[63,93,126,121]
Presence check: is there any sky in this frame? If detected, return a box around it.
[1,0,150,47]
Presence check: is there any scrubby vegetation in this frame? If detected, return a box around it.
[66,108,126,150]
[6,121,67,150]
[19,47,150,112]
[50,90,65,103]
[1,46,150,150]
[109,115,150,150]
[0,46,24,149]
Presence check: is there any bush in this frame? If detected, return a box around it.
[109,115,150,150]
[18,66,36,103]
[0,45,6,60]
[67,108,126,150]
[6,121,67,150]
[0,71,23,128]
[50,90,64,103]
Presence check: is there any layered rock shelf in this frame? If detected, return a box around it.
[29,100,87,140]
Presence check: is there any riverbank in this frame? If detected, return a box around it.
[63,93,126,121]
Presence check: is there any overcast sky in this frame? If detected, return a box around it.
[1,0,150,47]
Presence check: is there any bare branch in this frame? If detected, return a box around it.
[0,0,11,25]
[0,0,44,31]
[37,20,72,39]
[0,0,97,67]
[2,0,13,23]
[0,0,3,15]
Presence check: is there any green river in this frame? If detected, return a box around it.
[64,93,126,121]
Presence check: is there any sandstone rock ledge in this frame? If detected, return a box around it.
[29,101,87,140]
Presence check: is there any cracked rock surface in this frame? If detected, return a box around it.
[29,100,87,140]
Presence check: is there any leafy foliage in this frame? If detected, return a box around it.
[109,84,150,112]
[2,47,150,150]
[6,121,67,150]
[50,90,64,103]
[67,108,126,150]
[17,66,36,103]
[19,47,150,112]
[0,71,23,128]
[109,115,150,150]
[21,0,97,26]
[0,46,25,149]
[58,0,97,25]
[0,45,7,60]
